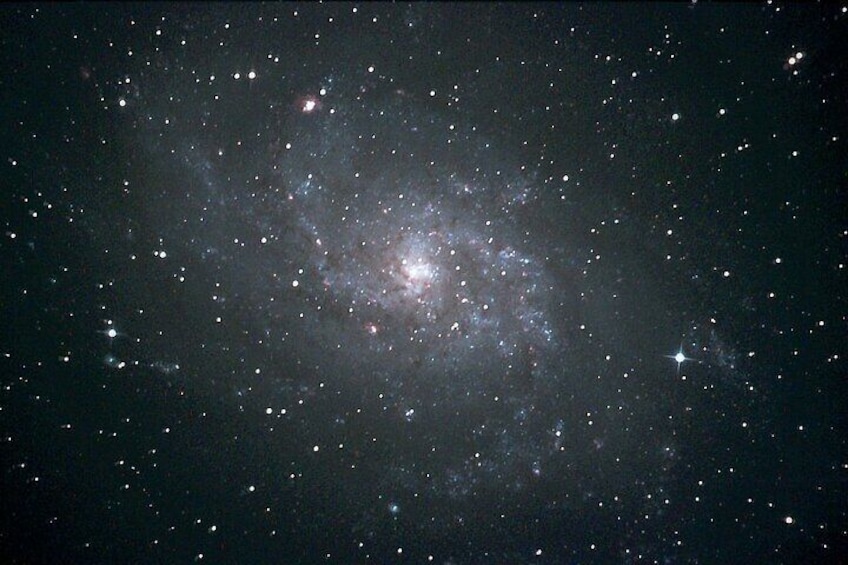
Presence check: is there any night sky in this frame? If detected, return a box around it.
[2,3,846,563]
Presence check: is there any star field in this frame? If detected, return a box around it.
[2,4,846,563]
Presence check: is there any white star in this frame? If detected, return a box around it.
[665,344,696,374]
[99,321,125,344]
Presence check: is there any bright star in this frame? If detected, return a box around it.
[99,321,125,344]
[665,344,696,374]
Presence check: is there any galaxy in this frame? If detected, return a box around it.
[2,4,846,563]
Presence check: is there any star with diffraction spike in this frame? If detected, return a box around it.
[665,344,697,375]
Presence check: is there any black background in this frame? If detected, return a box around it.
[2,3,846,563]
